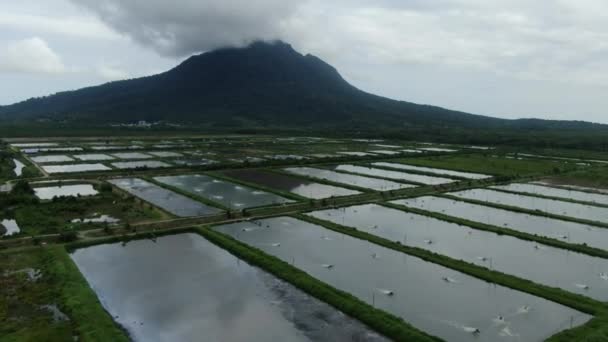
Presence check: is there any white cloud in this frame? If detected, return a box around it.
[0,37,68,74]
[0,12,122,40]
[97,64,129,81]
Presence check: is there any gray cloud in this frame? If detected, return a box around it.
[70,0,301,56]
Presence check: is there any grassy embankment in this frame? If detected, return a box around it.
[0,246,128,341]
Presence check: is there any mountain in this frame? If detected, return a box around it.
[0,41,604,132]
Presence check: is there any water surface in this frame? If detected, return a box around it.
[373,162,490,180]
[42,163,111,174]
[31,155,75,164]
[13,159,25,176]
[155,174,293,209]
[0,219,20,236]
[492,183,608,206]
[73,154,115,161]
[284,167,414,191]
[34,184,99,200]
[70,234,385,342]
[112,161,172,169]
[215,217,590,342]
[223,170,360,199]
[310,203,608,301]
[109,178,221,217]
[332,165,454,185]
[451,188,608,223]
[394,196,608,251]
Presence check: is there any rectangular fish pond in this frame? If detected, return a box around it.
[154,174,294,209]
[394,196,608,252]
[70,233,386,342]
[332,165,455,185]
[310,203,608,301]
[372,162,491,180]
[215,217,591,342]
[222,170,361,199]
[34,184,99,200]
[109,178,221,217]
[42,163,111,174]
[284,167,415,192]
[491,183,608,206]
[450,188,608,223]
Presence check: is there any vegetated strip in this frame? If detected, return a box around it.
[293,213,608,340]
[439,194,608,229]
[197,226,441,342]
[488,187,608,209]
[382,201,608,259]
[44,245,130,341]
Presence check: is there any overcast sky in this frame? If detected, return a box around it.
[1,0,607,123]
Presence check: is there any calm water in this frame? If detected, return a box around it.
[31,155,75,163]
[533,181,608,195]
[154,175,293,209]
[372,162,491,180]
[34,184,99,200]
[148,151,184,158]
[451,188,608,223]
[73,154,115,161]
[70,234,385,342]
[284,167,414,191]
[112,161,172,169]
[310,203,608,301]
[215,217,591,342]
[12,159,25,176]
[42,163,111,174]
[171,159,217,166]
[491,183,608,206]
[111,152,153,159]
[332,165,455,185]
[223,170,360,199]
[369,150,401,155]
[0,219,20,236]
[337,152,376,157]
[393,196,608,251]
[109,178,221,217]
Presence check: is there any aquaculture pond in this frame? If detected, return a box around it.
[394,196,608,251]
[42,163,111,174]
[450,188,608,223]
[223,170,360,199]
[147,151,184,158]
[34,184,99,200]
[31,155,75,164]
[111,161,172,169]
[533,181,608,195]
[71,233,385,342]
[491,183,608,206]
[310,204,608,301]
[72,154,115,161]
[372,162,491,180]
[215,217,590,342]
[111,152,153,159]
[284,167,414,191]
[109,178,221,217]
[12,159,25,176]
[1,219,20,236]
[154,174,293,209]
[332,165,455,185]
